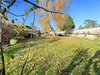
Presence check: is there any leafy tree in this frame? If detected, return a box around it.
[38,0,70,36]
[38,0,56,36]
[54,0,71,30]
[84,20,97,28]
[62,15,75,31]
[78,25,84,29]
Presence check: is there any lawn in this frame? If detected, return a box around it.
[0,36,100,75]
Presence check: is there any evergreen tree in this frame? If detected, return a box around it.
[78,25,84,29]
[62,15,75,31]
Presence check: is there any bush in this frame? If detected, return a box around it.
[25,33,36,38]
[2,23,27,44]
[38,31,41,37]
[2,23,17,43]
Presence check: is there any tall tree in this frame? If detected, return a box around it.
[38,0,57,36]
[78,25,84,29]
[62,15,75,31]
[84,20,97,28]
[38,0,71,36]
[54,0,71,30]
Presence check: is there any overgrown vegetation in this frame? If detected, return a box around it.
[0,37,100,75]
[2,23,27,44]
[62,15,75,31]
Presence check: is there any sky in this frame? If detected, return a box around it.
[68,0,100,29]
[3,0,100,30]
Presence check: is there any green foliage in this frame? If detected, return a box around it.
[62,15,75,31]
[25,33,36,38]
[21,26,27,31]
[12,19,14,23]
[31,7,33,11]
[27,6,30,12]
[14,25,18,28]
[36,0,39,3]
[22,18,24,21]
[25,9,28,16]
[84,20,97,28]
[15,19,18,21]
[17,36,25,40]
[3,53,10,62]
[33,6,38,9]
[0,13,8,20]
[10,39,17,45]
[25,25,32,29]
[78,25,84,29]
[4,53,14,62]
[9,54,14,59]
[38,31,41,37]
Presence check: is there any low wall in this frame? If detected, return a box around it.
[73,27,100,34]
[71,34,97,40]
[71,27,100,40]
[49,27,100,40]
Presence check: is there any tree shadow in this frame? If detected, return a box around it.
[61,50,100,75]
[61,48,89,75]
[1,37,60,56]
[82,50,100,75]
[49,37,60,43]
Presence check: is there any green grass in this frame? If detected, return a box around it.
[0,36,100,75]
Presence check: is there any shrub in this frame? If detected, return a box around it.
[38,31,41,37]
[2,23,27,44]
[2,23,17,43]
[25,33,36,38]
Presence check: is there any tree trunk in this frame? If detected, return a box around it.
[48,21,56,36]
[0,15,5,75]
[0,3,5,74]
[53,31,56,36]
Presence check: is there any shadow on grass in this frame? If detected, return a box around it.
[1,37,60,55]
[49,37,60,43]
[0,37,61,74]
[82,50,100,75]
[33,36,60,43]
[61,49,100,75]
[61,48,89,75]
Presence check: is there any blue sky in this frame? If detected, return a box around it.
[6,0,100,30]
[68,0,100,29]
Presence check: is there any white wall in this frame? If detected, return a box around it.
[71,27,100,40]
[73,27,100,34]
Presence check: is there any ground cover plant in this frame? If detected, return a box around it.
[0,36,100,75]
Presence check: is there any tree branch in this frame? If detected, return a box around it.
[21,42,30,75]
[21,10,36,75]
[1,1,11,4]
[2,0,16,15]
[7,11,25,17]
[24,0,64,14]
